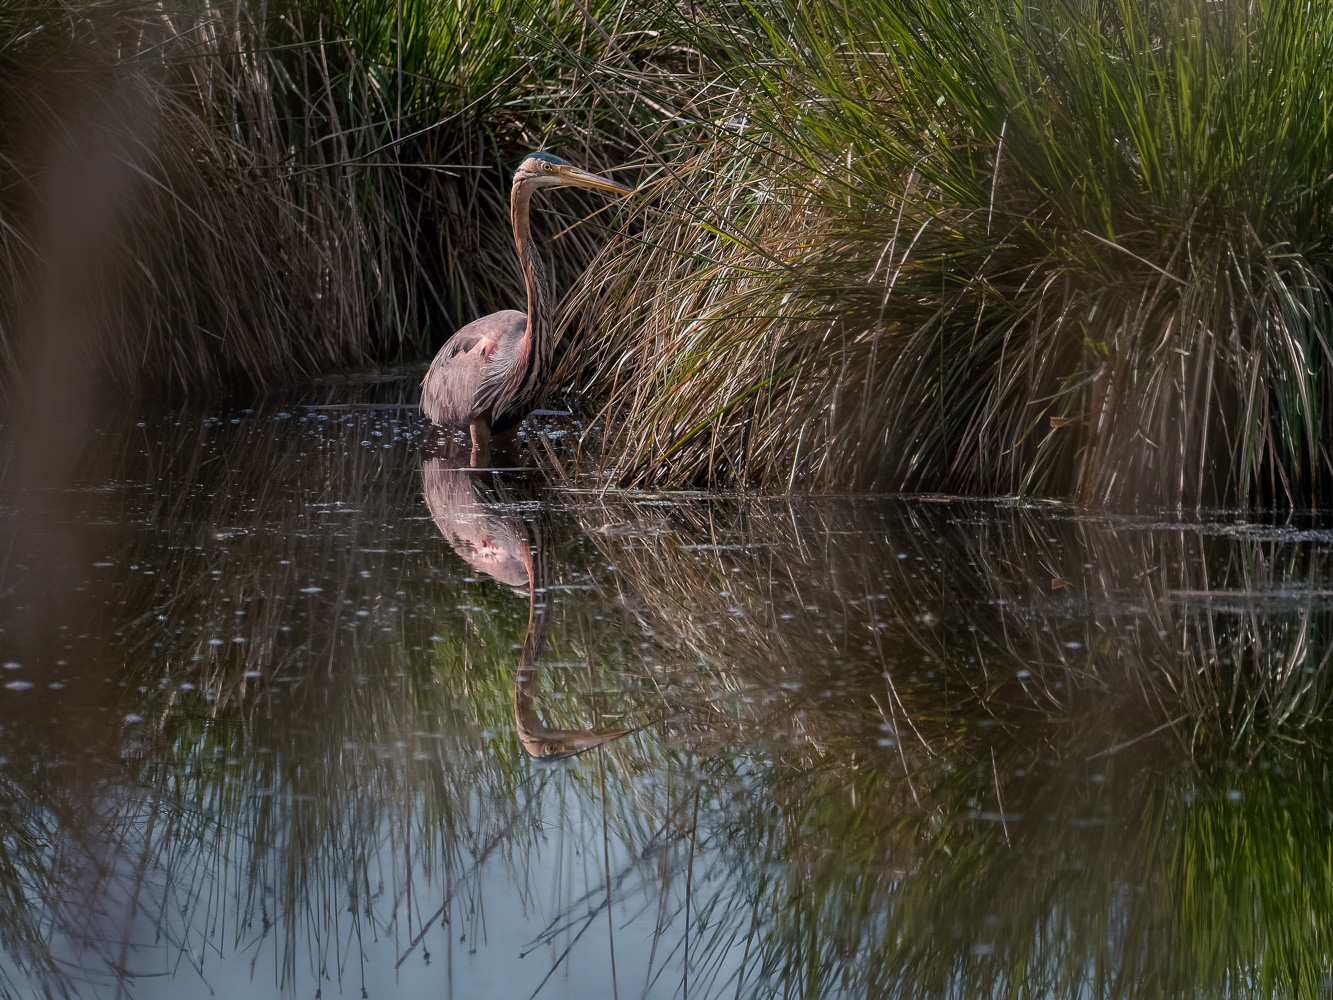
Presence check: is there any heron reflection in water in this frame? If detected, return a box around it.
[422,455,633,759]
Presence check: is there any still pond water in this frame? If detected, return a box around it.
[2,381,1332,999]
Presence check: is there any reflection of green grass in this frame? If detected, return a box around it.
[1165,770,1333,998]
[4,413,1333,995]
[558,491,1333,996]
[701,749,1333,999]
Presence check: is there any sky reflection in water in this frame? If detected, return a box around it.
[1,385,1332,998]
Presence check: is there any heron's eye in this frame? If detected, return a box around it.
[541,161,552,172]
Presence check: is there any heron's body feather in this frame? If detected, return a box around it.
[420,309,526,429]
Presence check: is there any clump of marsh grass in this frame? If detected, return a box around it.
[0,2,391,397]
[565,0,1333,505]
[0,0,651,404]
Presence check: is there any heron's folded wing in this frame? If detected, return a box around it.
[421,311,525,426]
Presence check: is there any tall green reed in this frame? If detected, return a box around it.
[565,0,1333,505]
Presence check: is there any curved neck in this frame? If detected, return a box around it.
[513,540,633,760]
[510,180,549,388]
[514,530,552,751]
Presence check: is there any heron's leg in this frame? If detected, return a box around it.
[469,419,492,468]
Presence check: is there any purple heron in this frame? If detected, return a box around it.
[420,152,631,465]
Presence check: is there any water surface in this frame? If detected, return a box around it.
[1,384,1332,998]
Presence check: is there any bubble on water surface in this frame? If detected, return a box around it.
[300,586,323,594]
[124,714,143,723]
[2,662,20,670]
[4,681,32,691]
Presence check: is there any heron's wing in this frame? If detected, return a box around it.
[421,310,527,426]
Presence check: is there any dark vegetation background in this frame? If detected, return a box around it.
[3,0,1333,507]
[0,0,651,392]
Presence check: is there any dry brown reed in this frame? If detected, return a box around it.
[0,3,375,397]
[0,0,647,408]
[555,142,867,489]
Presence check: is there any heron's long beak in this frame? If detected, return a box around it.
[558,164,632,195]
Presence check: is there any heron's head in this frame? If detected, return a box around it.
[513,151,631,195]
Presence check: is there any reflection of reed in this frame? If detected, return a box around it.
[556,491,1333,998]
[1,408,1331,999]
[0,398,543,996]
[562,492,1333,762]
